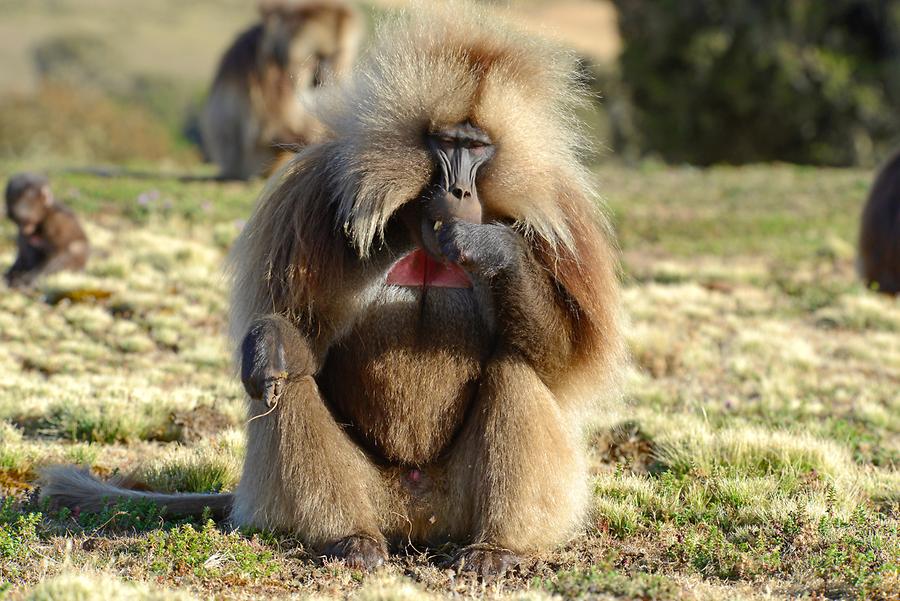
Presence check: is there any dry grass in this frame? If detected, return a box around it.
[0,163,897,600]
[0,82,192,164]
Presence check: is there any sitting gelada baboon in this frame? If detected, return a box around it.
[859,149,900,294]
[42,3,625,579]
[4,173,88,288]
[200,0,363,180]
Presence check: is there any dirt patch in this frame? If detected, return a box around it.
[0,468,35,495]
[592,421,658,474]
[169,405,234,444]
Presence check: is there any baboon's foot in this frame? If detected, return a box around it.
[322,534,388,570]
[450,544,521,579]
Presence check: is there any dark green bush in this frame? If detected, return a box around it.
[613,0,900,166]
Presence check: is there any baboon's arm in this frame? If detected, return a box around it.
[5,250,31,283]
[5,238,45,287]
[437,220,577,379]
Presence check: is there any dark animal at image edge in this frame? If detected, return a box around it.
[4,173,89,288]
[859,149,900,294]
[41,3,626,578]
[200,0,363,180]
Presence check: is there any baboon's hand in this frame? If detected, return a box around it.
[240,319,290,407]
[450,544,521,580]
[436,221,520,278]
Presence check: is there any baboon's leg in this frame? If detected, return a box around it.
[445,353,588,577]
[201,85,250,180]
[38,240,88,278]
[234,315,387,568]
[4,241,41,287]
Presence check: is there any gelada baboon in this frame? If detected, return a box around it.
[42,4,625,577]
[859,149,900,294]
[200,0,363,180]
[4,173,88,288]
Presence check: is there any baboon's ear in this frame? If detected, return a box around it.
[39,185,54,206]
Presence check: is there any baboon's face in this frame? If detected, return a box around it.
[399,122,495,259]
[7,187,48,235]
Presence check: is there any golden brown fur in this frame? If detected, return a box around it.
[42,2,625,575]
[859,149,900,294]
[200,0,363,180]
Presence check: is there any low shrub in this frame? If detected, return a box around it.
[614,0,900,166]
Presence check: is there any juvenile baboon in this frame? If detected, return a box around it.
[200,0,363,180]
[42,4,625,577]
[859,149,900,294]
[4,173,88,288]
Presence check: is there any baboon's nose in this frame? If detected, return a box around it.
[450,186,473,200]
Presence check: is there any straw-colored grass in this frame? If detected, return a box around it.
[1,162,897,600]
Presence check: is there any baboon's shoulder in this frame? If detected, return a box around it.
[214,24,264,85]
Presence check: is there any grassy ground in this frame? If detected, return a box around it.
[0,161,896,600]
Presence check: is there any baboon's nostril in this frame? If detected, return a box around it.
[451,188,464,199]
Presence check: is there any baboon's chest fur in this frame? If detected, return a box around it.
[320,285,493,465]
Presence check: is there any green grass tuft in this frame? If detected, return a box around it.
[141,520,278,579]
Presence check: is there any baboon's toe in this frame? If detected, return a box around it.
[323,534,387,570]
[450,545,521,580]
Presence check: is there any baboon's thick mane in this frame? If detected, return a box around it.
[315,2,597,258]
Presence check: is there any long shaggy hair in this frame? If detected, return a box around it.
[229,1,623,389]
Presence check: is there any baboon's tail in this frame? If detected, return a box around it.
[39,466,233,520]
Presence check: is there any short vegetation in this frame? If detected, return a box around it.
[0,162,896,600]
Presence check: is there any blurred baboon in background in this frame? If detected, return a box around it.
[859,150,900,294]
[200,0,363,180]
[4,173,88,288]
[43,3,625,578]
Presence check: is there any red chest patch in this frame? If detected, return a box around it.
[386,249,472,289]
